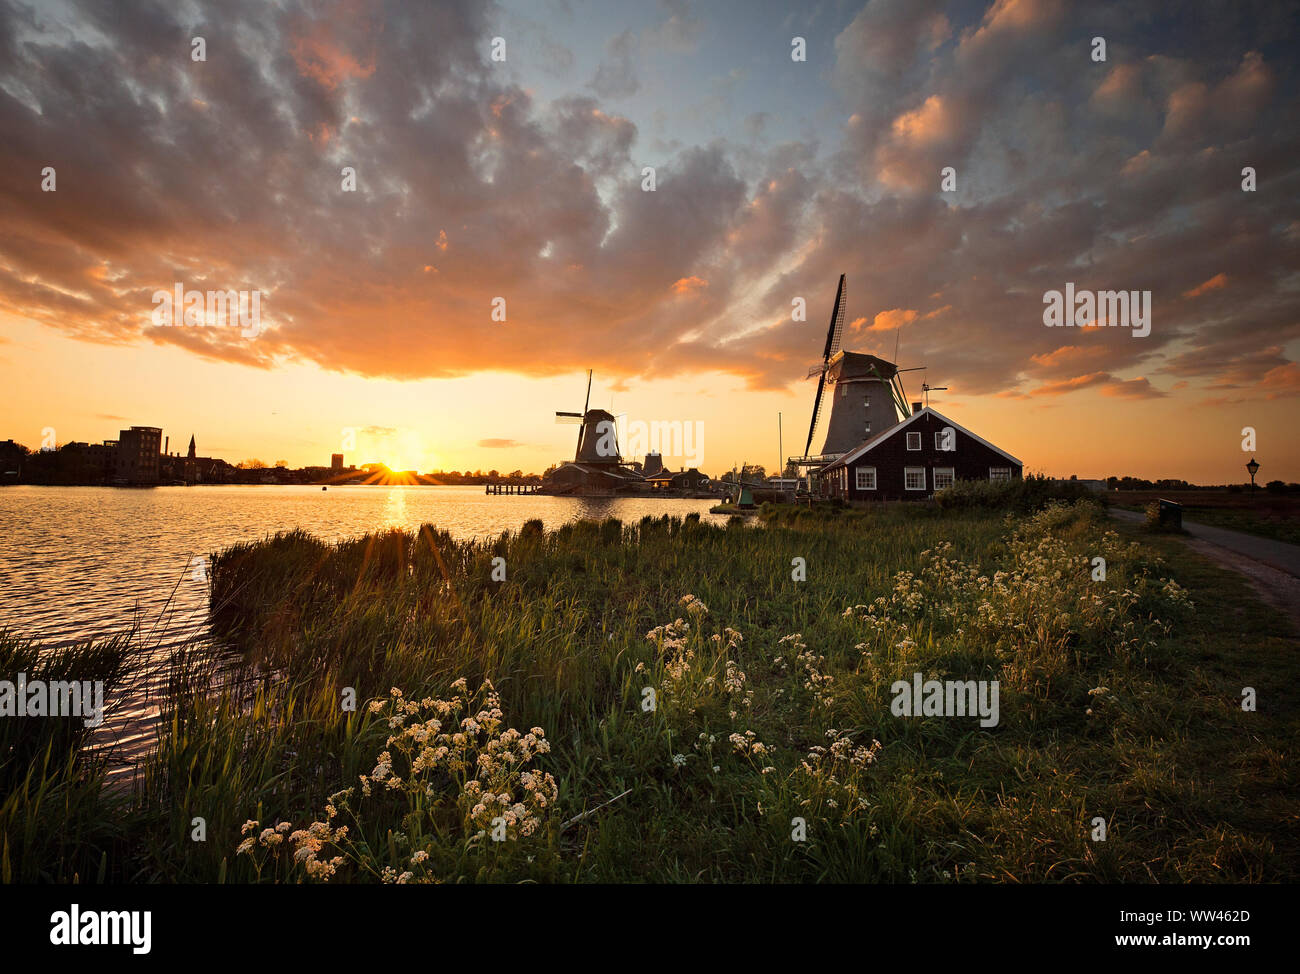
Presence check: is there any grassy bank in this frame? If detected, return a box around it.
[5,500,1296,882]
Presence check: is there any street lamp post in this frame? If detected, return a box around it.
[1246,457,1260,490]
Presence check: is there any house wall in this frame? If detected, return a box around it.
[836,412,1022,501]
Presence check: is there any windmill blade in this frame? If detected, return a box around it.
[576,369,593,461]
[804,371,828,457]
[821,273,847,362]
[555,412,584,424]
[805,362,828,380]
[891,374,910,417]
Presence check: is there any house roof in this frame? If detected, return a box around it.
[822,406,1022,471]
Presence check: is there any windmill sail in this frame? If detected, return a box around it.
[823,274,846,362]
[804,274,847,457]
[804,371,828,457]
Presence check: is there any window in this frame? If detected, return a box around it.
[864,421,871,435]
[905,467,926,491]
[935,430,955,452]
[989,467,1011,481]
[856,467,876,491]
[933,467,955,490]
[906,432,922,451]
[864,396,871,408]
[841,384,847,397]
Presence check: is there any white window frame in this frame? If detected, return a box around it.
[855,466,876,491]
[989,466,1011,481]
[935,430,955,452]
[904,467,926,491]
[906,432,922,451]
[933,467,955,490]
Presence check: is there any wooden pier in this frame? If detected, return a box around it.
[486,481,541,495]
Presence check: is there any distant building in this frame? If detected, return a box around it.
[331,453,344,471]
[64,440,118,481]
[115,426,162,485]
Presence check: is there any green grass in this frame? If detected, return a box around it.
[0,632,139,882]
[5,500,1296,883]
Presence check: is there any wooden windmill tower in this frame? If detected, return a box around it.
[789,274,917,475]
[555,369,621,465]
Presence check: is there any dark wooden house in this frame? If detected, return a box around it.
[819,406,1022,501]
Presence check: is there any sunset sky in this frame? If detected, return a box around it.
[1,0,1297,482]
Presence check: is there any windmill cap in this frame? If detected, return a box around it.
[828,351,898,380]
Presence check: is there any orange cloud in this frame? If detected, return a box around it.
[1030,344,1110,371]
[1030,371,1110,396]
[1183,272,1228,298]
[1261,362,1300,398]
[890,95,954,147]
[671,276,708,295]
[1100,376,1166,399]
[868,308,919,331]
[290,1,378,90]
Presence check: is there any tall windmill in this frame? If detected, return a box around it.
[555,370,621,464]
[790,274,918,471]
[802,274,848,458]
[555,369,594,462]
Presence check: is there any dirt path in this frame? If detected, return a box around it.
[1111,509,1300,632]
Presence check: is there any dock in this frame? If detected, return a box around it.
[486,481,541,495]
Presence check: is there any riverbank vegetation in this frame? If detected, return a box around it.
[4,498,1296,882]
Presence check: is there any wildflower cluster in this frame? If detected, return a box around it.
[236,678,557,883]
[774,633,835,708]
[236,818,348,882]
[795,730,884,818]
[843,503,1193,679]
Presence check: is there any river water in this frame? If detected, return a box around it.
[0,485,727,777]
[0,484,727,643]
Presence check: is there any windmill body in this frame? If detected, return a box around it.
[575,409,621,465]
[816,351,903,458]
[789,275,911,477]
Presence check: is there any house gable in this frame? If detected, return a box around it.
[827,407,1021,471]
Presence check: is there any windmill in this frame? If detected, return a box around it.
[802,274,847,458]
[791,275,917,471]
[555,369,594,462]
[555,370,621,464]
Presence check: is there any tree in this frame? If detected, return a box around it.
[274,460,288,468]
[238,459,267,469]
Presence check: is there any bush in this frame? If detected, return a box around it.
[934,473,1101,512]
